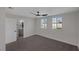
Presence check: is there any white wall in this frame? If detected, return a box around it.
[78,14,79,48]
[5,14,35,44]
[0,8,5,51]
[35,11,78,46]
[24,17,35,38]
[5,18,17,44]
[76,11,79,48]
[78,13,79,48]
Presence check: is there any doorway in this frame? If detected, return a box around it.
[17,20,24,40]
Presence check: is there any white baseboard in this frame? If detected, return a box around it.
[24,33,35,38]
[37,34,77,46]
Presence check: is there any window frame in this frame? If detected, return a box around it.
[41,18,47,29]
[52,16,63,30]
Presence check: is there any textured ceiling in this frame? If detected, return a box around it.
[5,7,79,18]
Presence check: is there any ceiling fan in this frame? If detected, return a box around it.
[31,11,48,16]
[8,7,14,9]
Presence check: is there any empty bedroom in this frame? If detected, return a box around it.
[0,7,79,51]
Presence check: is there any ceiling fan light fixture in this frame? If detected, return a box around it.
[31,11,48,16]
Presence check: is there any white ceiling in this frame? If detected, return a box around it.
[5,7,79,18]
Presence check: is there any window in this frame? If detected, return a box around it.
[41,19,47,29]
[52,16,62,29]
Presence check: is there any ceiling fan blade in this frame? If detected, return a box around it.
[31,11,48,16]
[8,7,14,9]
[31,12,41,16]
[42,14,48,16]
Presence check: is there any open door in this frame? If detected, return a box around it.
[6,18,24,44]
[16,20,24,40]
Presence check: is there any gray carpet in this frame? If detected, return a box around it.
[6,35,78,51]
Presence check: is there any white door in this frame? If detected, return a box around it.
[6,18,17,44]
